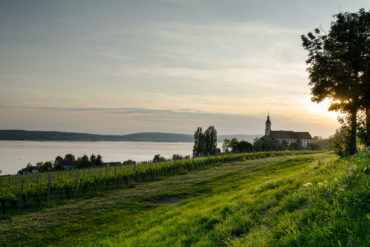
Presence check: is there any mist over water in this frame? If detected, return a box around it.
[0,141,222,175]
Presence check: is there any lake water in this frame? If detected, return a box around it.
[0,141,216,175]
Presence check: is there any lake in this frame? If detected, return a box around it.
[0,141,218,175]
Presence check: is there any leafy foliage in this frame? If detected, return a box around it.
[253,136,284,151]
[193,126,218,156]
[301,8,370,154]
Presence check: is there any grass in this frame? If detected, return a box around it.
[0,151,369,246]
[0,150,318,215]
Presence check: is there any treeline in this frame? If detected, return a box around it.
[18,153,195,175]
[192,126,330,155]
[223,136,329,153]
[18,154,104,174]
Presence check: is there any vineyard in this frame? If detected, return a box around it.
[0,150,318,214]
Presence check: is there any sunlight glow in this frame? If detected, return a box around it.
[306,98,341,118]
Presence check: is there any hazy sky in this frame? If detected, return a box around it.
[0,0,368,137]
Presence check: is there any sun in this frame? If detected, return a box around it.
[307,98,340,118]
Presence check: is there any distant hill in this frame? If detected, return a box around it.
[0,130,262,143]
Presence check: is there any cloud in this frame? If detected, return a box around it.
[1,0,354,137]
[0,104,338,137]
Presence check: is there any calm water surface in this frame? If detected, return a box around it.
[0,141,206,175]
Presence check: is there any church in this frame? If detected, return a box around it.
[264,114,312,148]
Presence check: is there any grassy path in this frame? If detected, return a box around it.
[1,151,368,246]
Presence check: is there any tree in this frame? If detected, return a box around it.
[289,140,302,151]
[307,143,320,150]
[95,155,103,166]
[253,136,283,151]
[40,161,52,172]
[301,8,370,154]
[193,126,218,156]
[123,159,136,165]
[222,138,231,153]
[64,154,75,163]
[153,154,166,163]
[204,126,217,155]
[358,111,370,146]
[311,136,332,150]
[235,140,253,153]
[229,138,239,153]
[55,156,63,163]
[75,154,91,168]
[329,126,352,157]
[90,154,96,163]
[172,154,184,161]
[193,127,205,156]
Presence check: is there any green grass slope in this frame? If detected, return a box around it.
[0,151,369,246]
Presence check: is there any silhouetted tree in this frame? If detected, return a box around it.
[90,154,96,163]
[204,126,217,155]
[301,8,370,154]
[64,154,75,163]
[193,126,218,156]
[95,154,103,166]
[123,159,136,165]
[172,154,184,160]
[40,161,52,172]
[253,136,283,151]
[75,154,91,168]
[222,138,231,153]
[153,154,166,163]
[229,138,239,153]
[235,140,253,153]
[193,127,205,156]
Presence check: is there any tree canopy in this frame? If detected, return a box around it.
[301,8,370,154]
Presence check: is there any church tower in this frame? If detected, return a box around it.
[265,114,271,136]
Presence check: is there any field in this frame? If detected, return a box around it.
[0,150,369,246]
[0,151,316,214]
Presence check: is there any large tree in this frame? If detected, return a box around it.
[301,8,370,154]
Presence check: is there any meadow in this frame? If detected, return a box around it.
[0,150,316,214]
[0,150,368,246]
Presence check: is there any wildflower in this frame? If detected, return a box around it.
[318,182,324,186]
[303,182,313,187]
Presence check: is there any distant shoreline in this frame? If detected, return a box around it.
[0,130,262,143]
[0,140,194,143]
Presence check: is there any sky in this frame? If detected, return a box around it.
[0,0,369,137]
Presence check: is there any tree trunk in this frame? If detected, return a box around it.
[349,109,358,155]
[366,107,370,146]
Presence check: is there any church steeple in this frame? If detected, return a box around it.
[265,113,271,136]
